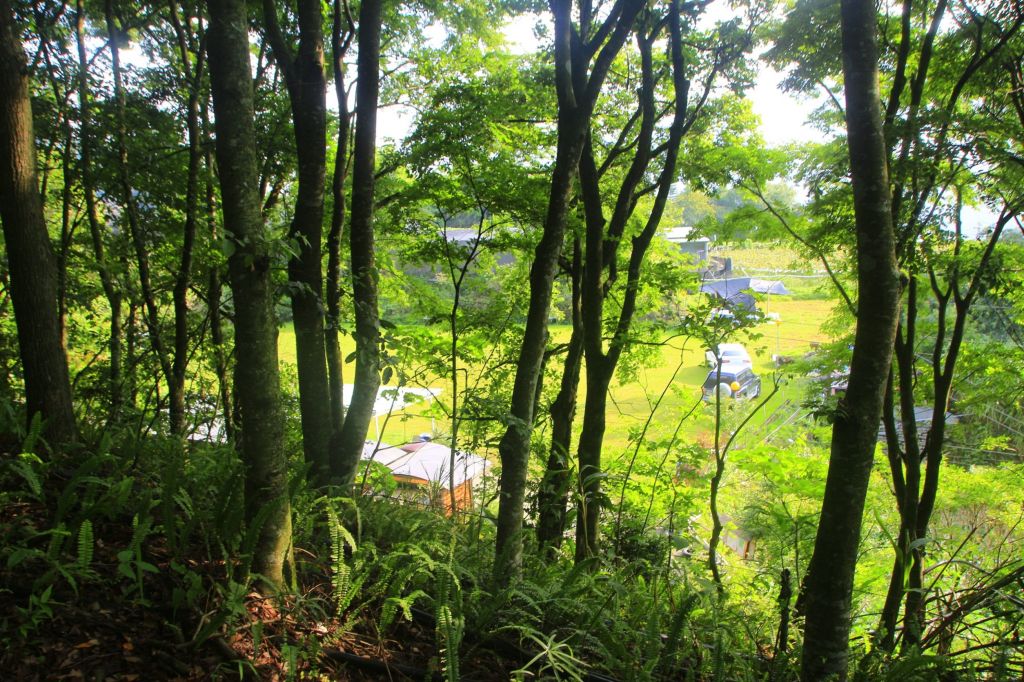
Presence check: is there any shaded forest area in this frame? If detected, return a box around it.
[1,0,1023,679]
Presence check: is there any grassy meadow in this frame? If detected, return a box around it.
[277,246,844,456]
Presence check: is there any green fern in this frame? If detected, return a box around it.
[380,589,427,632]
[46,523,69,561]
[436,602,462,682]
[21,413,43,454]
[173,488,194,519]
[116,513,157,599]
[656,593,697,677]
[10,453,44,499]
[76,520,94,573]
[434,554,463,682]
[511,629,586,682]
[328,509,358,615]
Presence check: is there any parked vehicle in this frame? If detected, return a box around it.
[705,342,753,370]
[702,366,761,402]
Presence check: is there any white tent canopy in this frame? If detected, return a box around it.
[700,277,791,298]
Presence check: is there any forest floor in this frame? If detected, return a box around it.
[1,497,520,681]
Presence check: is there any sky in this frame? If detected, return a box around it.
[749,66,827,147]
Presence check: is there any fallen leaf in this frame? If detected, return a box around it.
[74,639,100,650]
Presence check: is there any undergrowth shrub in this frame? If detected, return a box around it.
[1,421,791,680]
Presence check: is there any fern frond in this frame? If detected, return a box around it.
[11,453,44,499]
[173,489,195,519]
[76,520,94,572]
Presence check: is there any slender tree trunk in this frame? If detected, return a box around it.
[326,0,353,434]
[574,358,610,561]
[330,0,382,487]
[75,0,123,423]
[441,217,487,512]
[57,122,72,354]
[169,0,206,443]
[207,0,292,589]
[879,208,1008,651]
[799,0,902,676]
[125,301,138,410]
[262,0,333,485]
[494,129,583,581]
[536,237,583,554]
[572,8,689,563]
[0,0,78,447]
[105,0,178,433]
[706,352,729,586]
[878,309,922,649]
[449,250,462,512]
[203,101,234,444]
[493,0,643,585]
[775,567,793,669]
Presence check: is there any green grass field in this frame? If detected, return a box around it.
[277,246,842,455]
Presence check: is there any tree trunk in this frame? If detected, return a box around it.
[207,0,292,589]
[57,120,72,355]
[125,302,138,410]
[572,7,689,563]
[329,0,382,488]
[879,206,1009,651]
[105,0,178,434]
[262,0,333,485]
[0,0,77,446]
[75,0,123,424]
[203,100,234,444]
[536,237,583,554]
[169,0,205,444]
[574,356,610,562]
[494,128,583,582]
[325,0,353,435]
[493,0,644,587]
[878,307,922,650]
[799,0,902,677]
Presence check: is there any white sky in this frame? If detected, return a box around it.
[749,66,826,147]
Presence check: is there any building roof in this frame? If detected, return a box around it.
[661,227,703,243]
[362,440,488,488]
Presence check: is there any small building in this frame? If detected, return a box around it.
[362,438,489,513]
[662,228,711,261]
